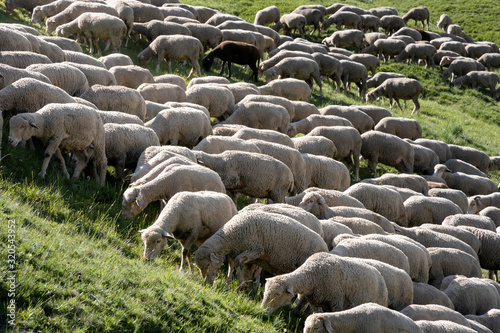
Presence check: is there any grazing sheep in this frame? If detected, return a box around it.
[362,173,429,195]
[466,309,500,333]
[395,43,437,68]
[137,83,186,104]
[262,252,387,313]
[193,136,261,154]
[413,138,452,163]
[427,248,483,288]
[338,60,368,99]
[185,84,235,119]
[301,153,351,191]
[323,29,365,51]
[291,136,337,158]
[232,127,294,147]
[403,139,440,175]
[374,117,422,140]
[8,103,106,185]
[349,53,380,76]
[183,22,222,51]
[63,62,116,87]
[221,102,290,133]
[321,11,361,31]
[440,41,467,56]
[402,7,430,29]
[145,108,211,147]
[428,188,469,213]
[138,35,203,77]
[448,144,491,173]
[303,303,420,333]
[360,131,414,177]
[330,206,395,232]
[344,182,407,226]
[30,0,73,27]
[287,114,353,137]
[416,320,478,333]
[412,282,455,309]
[258,50,314,76]
[357,15,382,33]
[437,14,453,31]
[236,94,294,120]
[0,51,51,69]
[380,15,405,35]
[0,63,51,89]
[441,275,500,315]
[355,105,392,125]
[79,85,146,121]
[132,20,191,43]
[319,105,373,134]
[367,78,424,115]
[97,111,143,126]
[194,210,328,283]
[443,58,485,82]
[202,41,260,82]
[205,13,244,26]
[98,53,133,70]
[401,304,474,329]
[254,6,280,26]
[454,71,500,96]
[139,191,237,270]
[306,126,361,181]
[444,159,488,178]
[404,196,463,227]
[258,78,312,101]
[362,38,407,62]
[194,150,293,203]
[468,193,500,214]
[478,53,500,71]
[433,164,497,196]
[291,7,324,37]
[286,187,364,209]
[466,44,493,59]
[25,63,88,97]
[274,14,307,39]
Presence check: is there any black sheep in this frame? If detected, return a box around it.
[202,41,260,82]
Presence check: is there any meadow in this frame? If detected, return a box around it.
[1,0,499,331]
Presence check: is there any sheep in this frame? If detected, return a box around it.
[412,282,455,309]
[109,65,155,89]
[0,26,34,53]
[185,84,235,119]
[97,53,133,70]
[367,78,424,115]
[193,136,260,155]
[201,41,260,82]
[466,309,500,333]
[320,105,374,134]
[159,5,195,21]
[401,139,440,175]
[416,320,479,333]
[262,252,387,314]
[349,54,379,77]
[291,136,337,158]
[444,159,488,178]
[441,275,500,315]
[401,304,475,329]
[205,13,244,26]
[194,210,328,284]
[139,191,237,271]
[363,31,387,46]
[421,224,481,255]
[329,206,396,232]
[468,193,500,214]
[466,44,493,60]
[479,207,500,229]
[287,114,353,137]
[25,63,88,97]
[374,117,422,140]
[5,0,53,13]
[132,20,191,43]
[263,58,322,97]
[427,248,483,288]
[443,58,485,82]
[321,11,362,31]
[288,101,319,122]
[308,53,342,91]
[0,63,51,90]
[182,23,222,52]
[369,6,397,17]
[145,108,211,147]
[138,35,203,77]
[137,83,186,104]
[187,76,230,89]
[258,50,314,76]
[221,101,290,134]
[96,111,143,126]
[0,51,51,69]
[362,173,429,195]
[38,36,81,53]
[236,95,294,120]
[62,50,104,68]
[232,127,294,147]
[63,62,116,87]
[395,43,437,68]
[323,29,365,51]
[433,164,497,196]
[194,150,293,203]
[306,126,361,181]
[304,303,420,333]
[286,187,364,209]
[79,85,146,121]
[8,103,106,185]
[427,188,468,213]
[152,75,186,90]
[355,105,392,125]
[254,6,280,26]
[412,138,452,163]
[457,227,500,279]
[300,153,351,191]
[360,131,414,177]
[335,60,367,99]
[362,38,407,62]
[403,196,463,227]
[448,144,491,173]
[380,15,405,35]
[291,7,324,37]
[437,14,453,31]
[344,182,407,226]
[439,41,467,56]
[30,1,71,28]
[125,1,164,23]
[274,14,306,39]
[478,53,500,71]
[318,220,353,250]
[258,78,312,101]
[402,7,430,30]
[455,71,500,96]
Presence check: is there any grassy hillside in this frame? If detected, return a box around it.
[1,0,500,332]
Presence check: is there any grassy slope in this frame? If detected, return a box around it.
[1,0,499,332]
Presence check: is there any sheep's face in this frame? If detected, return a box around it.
[194,249,222,284]
[8,115,37,147]
[303,315,330,333]
[366,91,377,102]
[31,8,42,24]
[454,78,464,88]
[201,56,213,72]
[45,19,56,34]
[121,188,144,219]
[286,124,297,138]
[467,196,483,214]
[298,194,323,217]
[264,69,278,83]
[432,164,451,178]
[55,26,67,37]
[140,227,170,261]
[137,50,151,66]
[261,277,294,313]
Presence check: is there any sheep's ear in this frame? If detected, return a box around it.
[323,319,333,333]
[317,196,327,205]
[162,230,174,239]
[135,195,144,206]
[29,121,39,129]
[138,229,146,233]
[210,252,220,263]
[196,157,205,165]
[286,285,294,297]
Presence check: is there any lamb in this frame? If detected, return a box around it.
[79,85,146,121]
[8,103,107,185]
[145,108,211,147]
[131,20,191,43]
[194,210,328,284]
[454,71,500,96]
[137,83,186,104]
[367,78,424,115]
[137,35,203,77]
[261,253,387,313]
[55,13,126,54]
[122,163,225,219]
[344,182,407,226]
[303,303,421,333]
[185,84,235,119]
[0,51,51,69]
[427,248,483,288]
[427,188,469,213]
[362,38,407,62]
[467,193,500,213]
[194,150,294,203]
[25,63,88,97]
[323,29,365,51]
[466,309,500,333]
[441,275,500,315]
[433,164,497,196]
[321,11,362,31]
[319,105,374,134]
[63,62,116,87]
[338,60,368,99]
[287,114,353,137]
[232,127,294,147]
[360,131,415,177]
[395,43,437,68]
[363,234,431,283]
[139,191,237,271]
[254,6,280,26]
[403,196,463,227]
[412,282,455,309]
[443,58,485,82]
[401,304,475,329]
[182,22,222,52]
[291,136,337,158]
[221,102,290,134]
[258,78,312,101]
[402,7,430,29]
[380,15,405,35]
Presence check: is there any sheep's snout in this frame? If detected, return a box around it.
[8,137,20,147]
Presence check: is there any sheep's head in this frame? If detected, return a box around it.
[298,192,326,217]
[139,226,173,261]
[261,276,295,313]
[201,55,214,72]
[137,48,151,66]
[454,77,464,88]
[55,26,66,37]
[121,187,145,219]
[31,7,42,25]
[287,124,298,138]
[8,114,38,147]
[264,68,278,83]
[432,164,451,178]
[366,90,379,102]
[45,18,56,34]
[467,196,484,214]
[193,247,223,284]
[304,314,331,333]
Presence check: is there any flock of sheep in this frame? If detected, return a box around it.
[2,0,500,331]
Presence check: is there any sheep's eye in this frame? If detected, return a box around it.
[156,239,161,243]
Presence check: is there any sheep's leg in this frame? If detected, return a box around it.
[93,38,102,54]
[167,60,172,74]
[411,97,421,116]
[227,62,232,78]
[234,247,265,265]
[219,61,226,76]
[354,151,360,181]
[54,148,71,179]
[191,58,201,77]
[40,138,64,179]
[394,98,404,112]
[371,155,379,177]
[180,237,196,271]
[226,256,235,283]
[103,39,111,52]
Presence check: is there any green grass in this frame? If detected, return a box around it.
[1,0,500,331]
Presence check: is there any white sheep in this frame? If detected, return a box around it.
[261,252,387,313]
[437,14,453,31]
[109,65,154,89]
[182,22,222,52]
[98,53,133,69]
[350,53,380,76]
[362,38,407,62]
[26,63,89,97]
[478,53,500,71]
[254,6,280,26]
[321,11,361,31]
[221,101,290,134]
[30,0,72,28]
[286,187,364,209]
[137,83,186,104]
[443,58,485,82]
[0,63,50,89]
[395,43,437,68]
[0,51,51,69]
[236,94,294,121]
[454,71,500,97]
[292,136,336,158]
[323,29,365,51]
[404,139,440,175]
[380,15,405,35]
[415,320,479,333]
[137,35,203,77]
[96,111,143,126]
[139,191,237,270]
[193,136,261,154]
[8,103,107,185]
[444,158,488,178]
[427,248,483,288]
[319,105,374,133]
[433,164,497,196]
[291,7,324,37]
[467,193,500,214]
[185,83,235,119]
[338,59,368,99]
[401,304,474,329]
[153,74,186,90]
[194,210,328,284]
[275,14,306,39]
[132,20,191,43]
[466,43,493,59]
[63,62,117,87]
[403,196,463,227]
[258,50,314,76]
[287,114,353,137]
[232,127,295,147]
[413,138,452,163]
[448,144,491,173]
[428,188,469,213]
[412,282,455,309]
[258,78,312,101]
[402,7,430,29]
[374,117,422,140]
[355,105,393,125]
[367,77,424,115]
[444,214,496,232]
